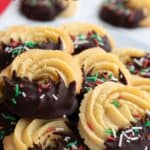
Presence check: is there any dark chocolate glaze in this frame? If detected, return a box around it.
[0,103,19,150]
[126,53,150,78]
[71,31,112,55]
[28,122,89,150]
[20,0,65,21]
[100,0,145,28]
[105,114,150,150]
[3,71,77,119]
[0,38,63,71]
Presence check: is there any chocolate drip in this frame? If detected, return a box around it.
[105,115,150,149]
[20,0,66,21]
[3,71,77,119]
[100,0,145,28]
[0,38,63,71]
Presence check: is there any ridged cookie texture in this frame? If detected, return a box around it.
[0,26,74,73]
[78,82,150,150]
[60,22,115,54]
[0,50,83,118]
[74,49,131,92]
[113,48,150,94]
[3,118,87,150]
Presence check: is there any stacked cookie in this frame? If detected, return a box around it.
[0,23,150,150]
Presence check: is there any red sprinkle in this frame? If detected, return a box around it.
[93,39,99,46]
[78,145,84,150]
[132,113,141,119]
[107,136,115,141]
[46,128,55,133]
[87,122,93,131]
[95,80,103,85]
[143,59,150,68]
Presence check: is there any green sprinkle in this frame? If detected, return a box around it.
[145,121,150,127]
[11,98,17,105]
[15,84,22,97]
[104,129,113,135]
[99,77,107,82]
[66,140,78,148]
[86,75,98,82]
[133,129,139,134]
[0,130,5,140]
[12,47,26,57]
[129,65,135,73]
[112,99,120,108]
[78,34,86,40]
[84,87,91,92]
[1,113,16,122]
[24,41,37,48]
[108,72,113,79]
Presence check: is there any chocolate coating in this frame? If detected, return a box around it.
[0,103,19,150]
[126,53,150,78]
[71,31,112,54]
[105,114,150,149]
[28,122,89,150]
[3,71,77,119]
[20,0,65,21]
[0,38,63,71]
[100,0,145,28]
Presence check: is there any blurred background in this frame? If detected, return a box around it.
[0,0,150,51]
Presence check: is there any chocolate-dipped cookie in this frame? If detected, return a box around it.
[79,82,150,150]
[0,26,73,72]
[0,50,83,119]
[3,119,88,150]
[60,22,115,54]
[74,49,131,96]
[99,0,150,28]
[113,48,150,94]
[20,0,78,21]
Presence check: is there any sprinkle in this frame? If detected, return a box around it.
[104,129,113,135]
[22,92,26,98]
[144,146,148,150]
[11,98,17,105]
[63,114,67,118]
[78,34,86,40]
[46,128,55,133]
[15,84,22,97]
[107,136,115,141]
[1,113,16,122]
[118,133,123,147]
[130,136,139,141]
[126,140,131,143]
[55,128,64,131]
[24,41,37,48]
[112,128,117,138]
[145,120,150,127]
[86,75,98,82]
[112,99,120,108]
[129,65,135,73]
[132,127,143,130]
[66,140,78,148]
[64,136,71,142]
[52,94,58,101]
[40,94,45,100]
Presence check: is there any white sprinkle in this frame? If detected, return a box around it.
[126,140,131,143]
[118,133,123,148]
[132,126,143,130]
[24,46,29,50]
[56,128,64,131]
[146,110,150,116]
[52,94,58,101]
[22,92,26,98]
[112,128,117,138]
[63,114,67,118]
[122,131,129,139]
[71,145,78,149]
[64,136,71,142]
[144,146,148,150]
[130,136,139,141]
[125,129,133,134]
[40,94,45,99]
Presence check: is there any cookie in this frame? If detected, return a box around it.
[79,82,150,150]
[74,49,131,94]
[20,0,78,21]
[3,118,88,150]
[0,50,83,119]
[60,22,115,54]
[99,0,148,28]
[0,26,73,72]
[113,48,150,94]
